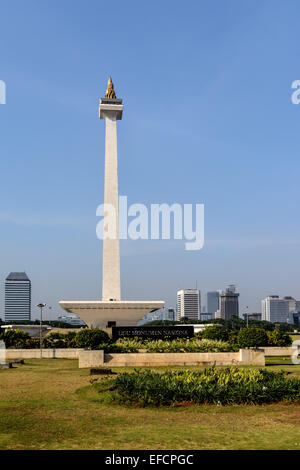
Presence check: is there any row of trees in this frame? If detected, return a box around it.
[198,325,292,347]
[147,316,298,332]
[0,325,293,349]
[0,328,108,349]
[0,319,82,328]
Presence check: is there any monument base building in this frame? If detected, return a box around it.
[59,300,164,328]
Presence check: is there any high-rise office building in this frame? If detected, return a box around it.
[214,309,222,319]
[5,272,31,322]
[261,296,290,323]
[177,289,201,321]
[283,296,300,323]
[291,312,300,326]
[206,291,220,315]
[220,285,239,320]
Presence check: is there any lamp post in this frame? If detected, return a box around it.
[37,303,46,359]
[246,306,249,328]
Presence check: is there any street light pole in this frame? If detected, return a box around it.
[37,303,46,359]
[246,306,249,328]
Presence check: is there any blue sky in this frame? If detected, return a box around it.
[0,0,300,319]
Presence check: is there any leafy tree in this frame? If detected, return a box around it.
[267,330,292,347]
[274,323,292,332]
[1,329,30,348]
[43,331,77,348]
[202,325,229,341]
[228,330,238,345]
[249,320,274,331]
[226,316,246,331]
[75,328,110,349]
[237,328,269,348]
[179,317,192,323]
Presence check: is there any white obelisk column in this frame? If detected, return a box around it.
[99,92,123,301]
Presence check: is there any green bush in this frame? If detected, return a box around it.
[24,337,40,349]
[43,331,77,348]
[110,367,300,406]
[1,329,30,348]
[237,328,268,348]
[75,328,110,349]
[267,330,292,347]
[228,330,238,345]
[202,325,229,342]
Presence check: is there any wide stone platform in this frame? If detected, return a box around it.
[59,300,164,328]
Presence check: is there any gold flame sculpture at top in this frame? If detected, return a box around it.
[105,76,116,99]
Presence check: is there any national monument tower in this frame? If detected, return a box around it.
[59,78,164,327]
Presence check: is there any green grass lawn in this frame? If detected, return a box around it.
[0,358,300,450]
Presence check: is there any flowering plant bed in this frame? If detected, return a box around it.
[101,366,300,406]
[98,338,238,353]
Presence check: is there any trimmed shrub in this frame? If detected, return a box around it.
[75,328,110,349]
[110,367,300,406]
[267,330,292,347]
[202,325,229,342]
[237,328,268,348]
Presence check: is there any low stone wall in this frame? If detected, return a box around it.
[239,349,265,365]
[79,350,104,368]
[4,348,83,359]
[4,348,268,365]
[261,346,299,356]
[104,352,240,367]
[78,349,265,368]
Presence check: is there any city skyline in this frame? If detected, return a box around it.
[1,266,299,322]
[1,1,300,319]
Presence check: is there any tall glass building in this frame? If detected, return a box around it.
[261,296,289,323]
[5,272,31,322]
[206,291,220,315]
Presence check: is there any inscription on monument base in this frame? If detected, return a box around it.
[112,326,194,341]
